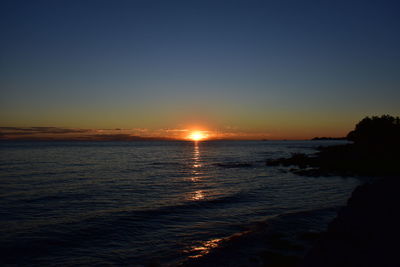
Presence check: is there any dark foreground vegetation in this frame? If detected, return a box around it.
[267,115,400,267]
[267,115,400,177]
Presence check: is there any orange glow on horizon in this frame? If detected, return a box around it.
[0,126,350,141]
[188,131,208,141]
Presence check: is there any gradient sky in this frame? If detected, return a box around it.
[1,0,399,139]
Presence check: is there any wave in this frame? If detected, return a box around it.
[214,162,253,168]
[180,206,341,266]
[0,191,251,264]
[0,170,82,178]
[111,191,250,219]
[150,161,182,166]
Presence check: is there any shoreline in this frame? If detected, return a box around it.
[265,133,400,266]
[301,177,400,267]
[180,176,400,267]
[178,207,344,267]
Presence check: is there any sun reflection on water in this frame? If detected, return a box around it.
[188,142,203,182]
[187,238,223,258]
[189,190,204,201]
[192,142,202,169]
[186,142,206,200]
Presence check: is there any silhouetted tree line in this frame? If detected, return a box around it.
[347,115,400,146]
[268,115,400,176]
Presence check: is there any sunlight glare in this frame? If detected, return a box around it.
[188,131,207,141]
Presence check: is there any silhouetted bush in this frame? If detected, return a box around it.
[347,115,400,145]
[268,115,400,177]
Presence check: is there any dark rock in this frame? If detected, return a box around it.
[301,178,400,267]
[266,143,400,177]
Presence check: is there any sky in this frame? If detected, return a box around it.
[1,0,399,140]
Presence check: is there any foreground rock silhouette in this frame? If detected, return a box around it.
[267,115,400,267]
[300,177,400,267]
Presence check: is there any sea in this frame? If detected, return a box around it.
[0,140,361,266]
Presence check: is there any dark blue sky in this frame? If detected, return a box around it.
[1,0,399,138]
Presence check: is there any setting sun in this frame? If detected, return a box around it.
[188,131,207,141]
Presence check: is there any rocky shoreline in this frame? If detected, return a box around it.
[266,120,400,266]
[266,143,400,177]
[301,177,400,267]
[265,141,400,266]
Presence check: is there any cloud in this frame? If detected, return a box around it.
[0,127,91,140]
[0,127,90,135]
[79,134,174,141]
[0,126,271,141]
[0,127,176,141]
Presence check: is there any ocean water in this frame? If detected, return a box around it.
[0,141,360,266]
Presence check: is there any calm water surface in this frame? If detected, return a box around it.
[0,141,360,265]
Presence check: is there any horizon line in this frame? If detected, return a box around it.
[0,126,348,142]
